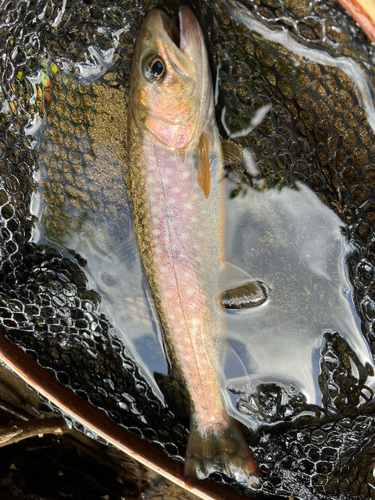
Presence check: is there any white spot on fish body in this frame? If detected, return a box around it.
[190,318,201,329]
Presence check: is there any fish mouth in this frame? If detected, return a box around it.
[179,6,202,57]
[158,6,201,56]
[159,10,180,49]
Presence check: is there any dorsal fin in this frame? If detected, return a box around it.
[197,132,212,198]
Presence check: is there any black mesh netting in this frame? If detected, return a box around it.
[1,0,375,498]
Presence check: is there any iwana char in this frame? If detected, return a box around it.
[127,5,266,488]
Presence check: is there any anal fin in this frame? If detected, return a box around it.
[221,139,242,167]
[220,281,267,309]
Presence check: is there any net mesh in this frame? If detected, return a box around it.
[1,0,375,498]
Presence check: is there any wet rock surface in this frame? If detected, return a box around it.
[1,0,375,498]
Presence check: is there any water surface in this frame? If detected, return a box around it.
[28,0,375,433]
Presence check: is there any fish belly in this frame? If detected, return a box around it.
[142,140,225,431]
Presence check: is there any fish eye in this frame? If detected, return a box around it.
[145,56,165,82]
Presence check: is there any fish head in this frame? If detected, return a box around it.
[129,6,213,150]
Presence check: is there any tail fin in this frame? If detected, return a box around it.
[184,418,260,489]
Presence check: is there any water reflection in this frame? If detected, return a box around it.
[30,0,375,433]
[89,231,169,402]
[223,175,374,427]
[34,133,375,429]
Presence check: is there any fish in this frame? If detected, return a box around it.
[336,0,375,44]
[127,5,265,488]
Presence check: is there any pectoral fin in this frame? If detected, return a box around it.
[102,233,142,276]
[197,132,212,198]
[221,139,242,167]
[218,262,268,309]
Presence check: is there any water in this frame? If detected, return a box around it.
[27,0,375,433]
[225,0,375,135]
[1,0,374,496]
[224,175,374,426]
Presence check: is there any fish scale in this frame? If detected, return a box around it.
[141,138,223,431]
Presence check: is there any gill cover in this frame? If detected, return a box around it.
[129,7,213,150]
